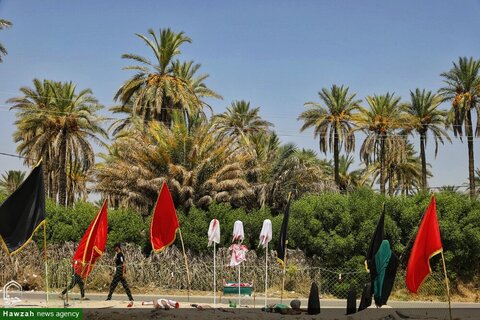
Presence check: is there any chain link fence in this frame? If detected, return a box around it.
[0,242,449,300]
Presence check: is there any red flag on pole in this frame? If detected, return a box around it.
[150,182,179,252]
[406,195,443,293]
[72,199,108,279]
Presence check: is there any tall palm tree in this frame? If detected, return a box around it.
[94,111,251,212]
[439,57,480,199]
[110,60,221,137]
[0,19,12,62]
[402,89,451,189]
[298,85,362,190]
[0,170,25,195]
[214,100,273,145]
[9,79,107,206]
[114,28,220,125]
[357,93,407,195]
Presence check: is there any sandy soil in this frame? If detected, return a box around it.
[3,295,480,320]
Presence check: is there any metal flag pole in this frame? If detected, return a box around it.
[238,263,241,307]
[440,251,453,320]
[178,228,191,302]
[43,222,49,306]
[213,241,216,307]
[265,242,268,308]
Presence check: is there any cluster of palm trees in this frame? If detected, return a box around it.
[9,80,106,206]
[6,28,480,212]
[298,57,480,199]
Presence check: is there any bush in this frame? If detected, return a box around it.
[21,189,480,282]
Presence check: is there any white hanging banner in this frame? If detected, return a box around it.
[258,219,272,248]
[208,219,221,246]
[232,220,244,242]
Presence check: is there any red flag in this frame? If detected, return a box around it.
[406,195,443,293]
[72,200,108,279]
[150,182,179,252]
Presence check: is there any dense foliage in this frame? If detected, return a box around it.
[39,189,480,282]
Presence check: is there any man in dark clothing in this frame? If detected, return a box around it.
[106,243,133,301]
[59,264,86,300]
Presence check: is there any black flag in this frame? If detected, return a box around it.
[365,209,385,293]
[276,195,291,265]
[365,207,398,307]
[0,162,46,255]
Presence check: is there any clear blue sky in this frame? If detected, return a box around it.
[0,0,479,190]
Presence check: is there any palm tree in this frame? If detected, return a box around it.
[439,57,480,199]
[336,155,367,191]
[9,79,107,206]
[0,170,25,195]
[114,28,220,125]
[357,93,407,195]
[248,132,336,211]
[298,85,362,190]
[94,111,251,212]
[387,140,424,195]
[0,19,12,62]
[214,100,273,145]
[402,89,450,189]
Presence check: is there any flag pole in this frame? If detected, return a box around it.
[264,241,268,308]
[213,241,217,307]
[178,228,191,301]
[280,192,292,304]
[440,250,453,320]
[238,264,241,307]
[43,222,49,306]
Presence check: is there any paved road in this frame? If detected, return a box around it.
[7,291,480,309]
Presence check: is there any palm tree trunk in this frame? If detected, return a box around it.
[420,132,427,189]
[388,165,394,196]
[379,134,386,195]
[333,126,341,190]
[58,130,67,206]
[466,110,476,199]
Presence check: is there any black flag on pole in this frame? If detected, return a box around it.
[0,162,46,255]
[365,209,385,287]
[364,207,398,307]
[276,196,291,266]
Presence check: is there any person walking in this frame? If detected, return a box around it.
[106,243,134,302]
[59,260,87,300]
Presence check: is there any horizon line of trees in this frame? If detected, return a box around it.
[2,27,479,212]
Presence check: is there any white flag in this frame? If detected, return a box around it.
[259,219,272,248]
[208,219,221,247]
[232,220,244,242]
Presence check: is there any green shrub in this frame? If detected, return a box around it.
[23,189,480,282]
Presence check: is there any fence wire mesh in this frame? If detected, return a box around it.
[0,242,448,300]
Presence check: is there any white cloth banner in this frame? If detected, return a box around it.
[232,220,244,242]
[229,243,248,267]
[207,219,221,246]
[258,219,272,248]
